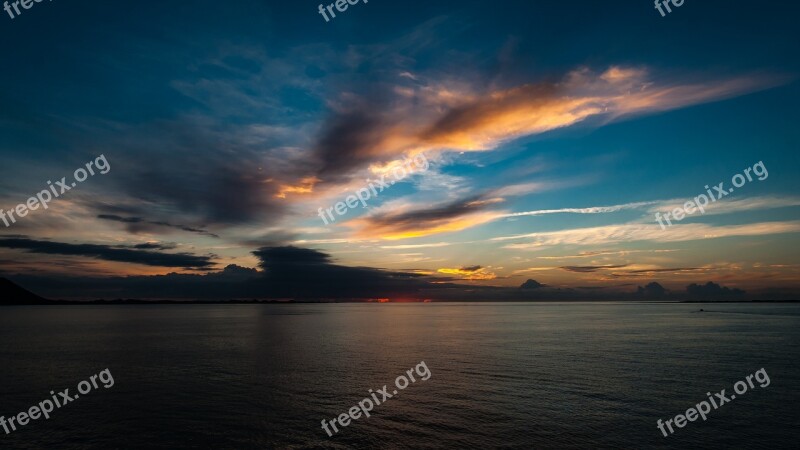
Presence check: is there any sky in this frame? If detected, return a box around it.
[1,0,799,300]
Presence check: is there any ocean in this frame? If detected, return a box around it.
[0,302,798,449]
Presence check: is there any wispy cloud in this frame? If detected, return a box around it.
[380,242,453,249]
[536,249,678,260]
[350,193,800,241]
[647,196,800,217]
[492,178,592,198]
[503,201,659,218]
[496,221,800,249]
[505,196,800,220]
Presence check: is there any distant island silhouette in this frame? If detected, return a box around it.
[0,276,796,305]
[0,277,51,305]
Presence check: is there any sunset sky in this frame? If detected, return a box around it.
[1,0,799,298]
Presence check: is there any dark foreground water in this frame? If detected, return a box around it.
[0,302,798,449]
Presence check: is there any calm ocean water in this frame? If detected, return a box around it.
[0,302,798,449]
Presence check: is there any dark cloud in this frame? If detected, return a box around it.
[0,237,215,269]
[460,265,483,272]
[84,118,299,229]
[253,246,332,268]
[355,195,497,238]
[314,107,389,182]
[636,282,667,298]
[626,267,703,273]
[560,265,628,273]
[97,214,220,238]
[387,196,489,222]
[251,246,430,298]
[132,242,178,250]
[609,267,705,278]
[307,34,443,184]
[686,281,745,298]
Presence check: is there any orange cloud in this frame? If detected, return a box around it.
[351,210,502,240]
[437,266,497,280]
[275,177,320,199]
[300,65,783,208]
[415,67,781,154]
[381,67,777,159]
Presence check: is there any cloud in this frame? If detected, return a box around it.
[0,237,215,269]
[606,266,709,279]
[647,196,800,218]
[313,107,404,183]
[351,196,504,240]
[275,176,320,199]
[686,281,745,298]
[250,246,433,298]
[78,55,781,242]
[437,265,497,280]
[636,282,667,298]
[536,249,678,260]
[290,238,352,245]
[492,180,590,198]
[367,194,799,242]
[623,267,704,274]
[308,65,783,188]
[418,195,800,243]
[79,116,304,230]
[417,66,775,151]
[132,242,178,250]
[496,221,800,249]
[97,214,220,238]
[503,201,659,218]
[560,265,628,273]
[252,246,331,268]
[379,242,453,249]
[520,279,544,289]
